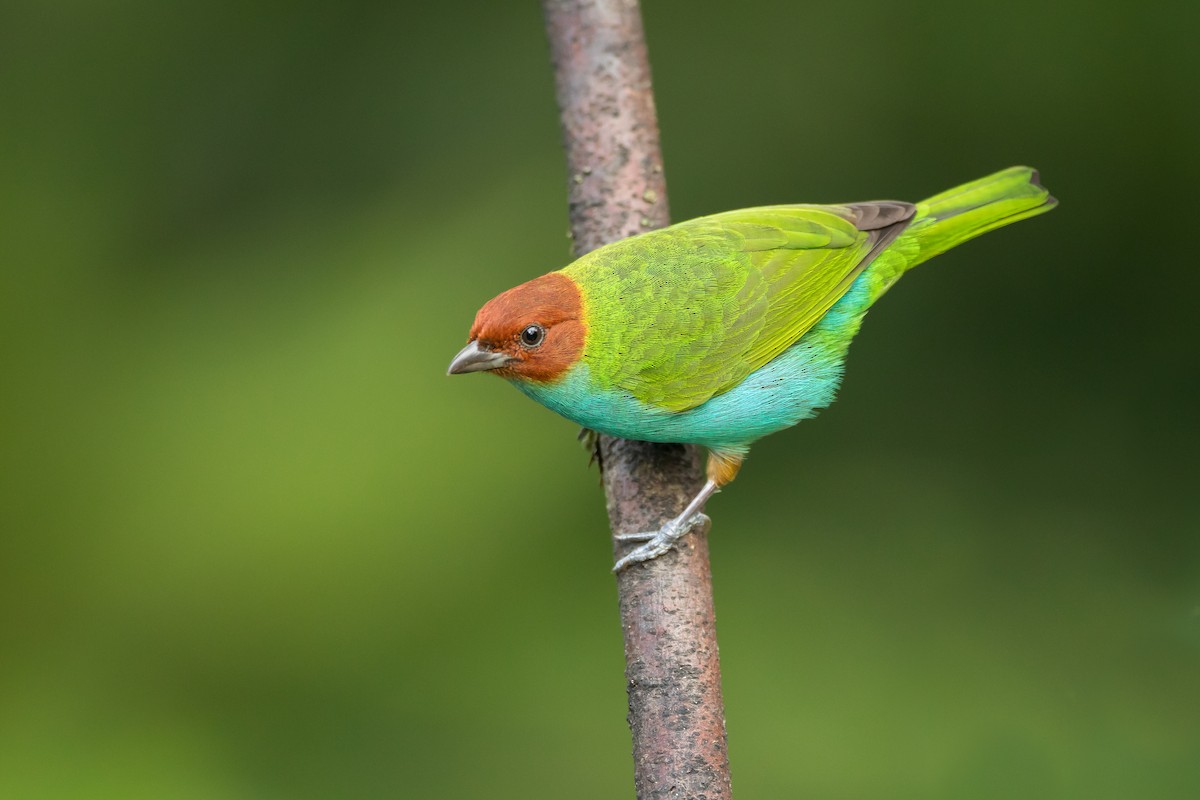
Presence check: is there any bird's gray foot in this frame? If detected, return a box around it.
[612,513,710,572]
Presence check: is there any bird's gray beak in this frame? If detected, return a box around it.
[447,340,514,375]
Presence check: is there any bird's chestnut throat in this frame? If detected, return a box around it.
[469,271,586,383]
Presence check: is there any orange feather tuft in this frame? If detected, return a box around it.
[705,450,744,487]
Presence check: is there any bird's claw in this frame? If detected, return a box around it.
[577,427,601,469]
[612,513,710,572]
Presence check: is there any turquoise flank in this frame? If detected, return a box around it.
[513,272,872,454]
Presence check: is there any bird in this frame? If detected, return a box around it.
[448,166,1056,570]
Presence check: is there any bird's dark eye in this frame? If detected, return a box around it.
[520,324,545,348]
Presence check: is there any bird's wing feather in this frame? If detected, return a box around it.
[565,203,913,412]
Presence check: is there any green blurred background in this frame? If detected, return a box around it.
[1,1,1197,798]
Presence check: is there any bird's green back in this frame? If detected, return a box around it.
[561,167,1055,414]
[562,203,911,411]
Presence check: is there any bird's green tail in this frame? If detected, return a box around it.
[910,165,1056,263]
[869,166,1056,299]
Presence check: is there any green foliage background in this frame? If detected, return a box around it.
[2,1,1197,797]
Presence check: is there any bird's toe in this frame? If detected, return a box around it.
[613,530,658,543]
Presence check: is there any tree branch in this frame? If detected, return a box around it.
[541,2,732,798]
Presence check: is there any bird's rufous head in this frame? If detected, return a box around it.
[447,272,585,382]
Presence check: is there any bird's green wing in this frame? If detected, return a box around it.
[563,202,913,412]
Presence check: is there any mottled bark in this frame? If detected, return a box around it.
[541,2,732,798]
